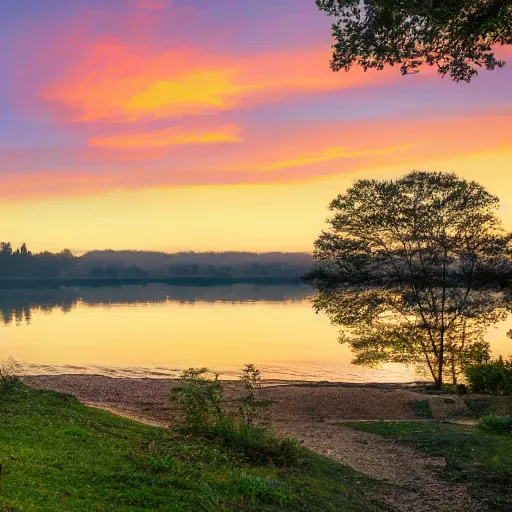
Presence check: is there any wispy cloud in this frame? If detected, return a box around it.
[3,113,511,199]
[89,124,243,149]
[256,145,410,171]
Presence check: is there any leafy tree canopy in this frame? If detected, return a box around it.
[304,171,512,387]
[317,0,512,81]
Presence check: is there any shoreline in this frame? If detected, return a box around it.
[23,373,428,426]
[22,372,430,389]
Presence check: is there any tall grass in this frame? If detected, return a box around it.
[0,358,22,393]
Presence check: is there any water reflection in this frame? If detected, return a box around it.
[2,284,509,382]
[0,284,312,326]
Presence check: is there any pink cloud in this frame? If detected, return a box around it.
[2,112,510,199]
[39,40,399,123]
[89,124,243,150]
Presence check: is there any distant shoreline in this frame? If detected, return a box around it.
[0,276,305,290]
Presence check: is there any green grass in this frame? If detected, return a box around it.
[0,386,391,512]
[342,421,512,511]
[464,396,512,419]
[409,399,433,419]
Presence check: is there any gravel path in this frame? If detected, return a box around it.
[277,421,473,512]
[24,375,476,512]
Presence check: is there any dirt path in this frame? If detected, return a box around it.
[277,421,473,512]
[24,375,476,512]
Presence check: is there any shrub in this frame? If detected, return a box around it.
[478,415,512,435]
[0,359,22,393]
[465,359,512,396]
[171,365,303,467]
[238,364,273,427]
[171,368,223,432]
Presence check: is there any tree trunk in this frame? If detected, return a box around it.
[432,372,441,389]
[436,357,444,389]
[451,353,457,385]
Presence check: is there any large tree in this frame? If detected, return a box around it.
[304,171,512,387]
[317,0,512,82]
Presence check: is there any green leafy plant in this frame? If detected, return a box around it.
[171,368,223,432]
[238,364,274,426]
[478,415,512,435]
[465,359,512,396]
[171,365,303,467]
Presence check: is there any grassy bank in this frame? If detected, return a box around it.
[343,421,512,511]
[0,385,390,512]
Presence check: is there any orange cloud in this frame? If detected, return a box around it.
[256,145,410,171]
[89,124,243,150]
[4,112,511,200]
[40,42,397,123]
[125,70,242,120]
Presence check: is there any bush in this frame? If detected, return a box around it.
[478,415,512,435]
[171,365,303,467]
[0,359,22,393]
[465,359,512,396]
[238,364,273,426]
[171,368,222,432]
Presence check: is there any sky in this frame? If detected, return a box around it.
[1,0,512,254]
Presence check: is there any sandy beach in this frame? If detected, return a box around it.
[24,374,424,426]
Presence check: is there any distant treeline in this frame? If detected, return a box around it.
[0,244,313,284]
[0,242,76,278]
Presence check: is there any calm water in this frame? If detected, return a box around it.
[1,284,511,382]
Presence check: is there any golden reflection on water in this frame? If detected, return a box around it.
[1,285,510,382]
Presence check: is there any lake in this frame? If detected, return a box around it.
[1,284,511,382]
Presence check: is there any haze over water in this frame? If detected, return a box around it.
[1,284,510,383]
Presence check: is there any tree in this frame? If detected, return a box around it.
[0,242,13,256]
[304,171,512,388]
[316,0,512,82]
